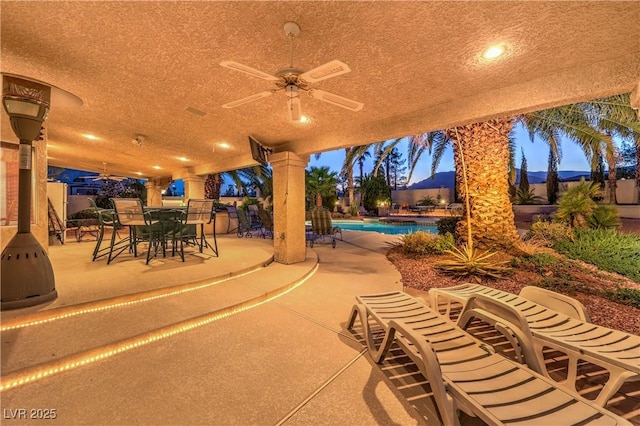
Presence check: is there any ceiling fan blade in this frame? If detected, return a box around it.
[222,91,273,108]
[220,61,280,81]
[309,89,363,112]
[299,60,351,83]
[287,97,302,121]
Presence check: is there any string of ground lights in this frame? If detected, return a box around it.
[1,264,318,392]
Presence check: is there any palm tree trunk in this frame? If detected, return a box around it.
[446,118,520,248]
[205,173,222,199]
[606,150,618,204]
[635,135,640,203]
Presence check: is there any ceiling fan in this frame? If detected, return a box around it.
[79,162,127,182]
[220,21,363,121]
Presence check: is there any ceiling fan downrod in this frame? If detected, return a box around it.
[284,22,300,68]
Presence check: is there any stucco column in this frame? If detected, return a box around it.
[183,174,205,201]
[270,151,308,264]
[145,181,164,207]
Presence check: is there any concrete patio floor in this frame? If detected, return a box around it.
[0,231,450,425]
[1,230,637,425]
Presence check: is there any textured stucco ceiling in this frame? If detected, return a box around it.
[2,1,639,181]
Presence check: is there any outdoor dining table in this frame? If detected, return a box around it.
[143,206,195,257]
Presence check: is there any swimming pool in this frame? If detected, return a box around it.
[331,220,438,235]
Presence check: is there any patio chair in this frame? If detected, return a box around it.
[430,284,639,406]
[236,207,262,238]
[346,291,632,426]
[226,205,239,234]
[308,207,341,248]
[172,199,218,260]
[257,204,273,238]
[108,198,164,265]
[88,198,119,261]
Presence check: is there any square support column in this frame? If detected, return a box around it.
[270,151,308,264]
[145,181,164,207]
[183,174,205,201]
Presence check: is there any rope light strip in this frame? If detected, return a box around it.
[1,265,268,332]
[1,263,318,392]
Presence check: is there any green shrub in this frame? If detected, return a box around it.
[514,188,544,205]
[553,178,601,228]
[523,252,561,269]
[604,287,640,309]
[417,196,436,206]
[524,221,573,246]
[399,231,453,255]
[553,228,640,283]
[436,216,460,236]
[586,205,619,229]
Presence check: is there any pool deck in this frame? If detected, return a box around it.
[1,232,449,425]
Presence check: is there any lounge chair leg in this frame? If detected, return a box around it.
[388,320,460,426]
[346,304,396,363]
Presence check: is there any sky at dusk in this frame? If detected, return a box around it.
[309,122,596,186]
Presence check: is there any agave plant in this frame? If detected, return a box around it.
[435,244,512,282]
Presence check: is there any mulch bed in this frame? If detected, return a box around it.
[387,246,640,335]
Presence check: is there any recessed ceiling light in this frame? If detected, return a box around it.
[135,172,143,176]
[482,44,506,60]
[299,115,310,124]
[82,133,99,140]
[153,165,162,170]
[218,142,231,149]
[178,156,189,162]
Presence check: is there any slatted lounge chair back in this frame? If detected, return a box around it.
[309,207,332,235]
[519,285,590,322]
[347,291,632,426]
[309,207,338,247]
[430,284,640,407]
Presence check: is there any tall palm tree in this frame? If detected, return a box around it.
[205,164,272,202]
[389,94,637,247]
[355,146,371,182]
[306,166,339,208]
[445,119,520,248]
[342,145,372,207]
[580,94,640,203]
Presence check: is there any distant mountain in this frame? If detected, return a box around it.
[408,169,591,189]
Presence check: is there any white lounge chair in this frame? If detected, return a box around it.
[429,284,639,407]
[346,291,631,426]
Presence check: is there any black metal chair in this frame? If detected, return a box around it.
[172,199,218,261]
[257,205,273,238]
[226,205,239,234]
[108,198,164,264]
[88,198,119,261]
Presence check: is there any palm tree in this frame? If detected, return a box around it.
[580,94,640,203]
[379,93,638,247]
[205,165,272,202]
[445,119,520,247]
[306,166,339,208]
[342,145,372,208]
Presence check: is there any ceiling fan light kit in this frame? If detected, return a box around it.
[220,21,363,121]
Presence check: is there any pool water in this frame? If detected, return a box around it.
[332,220,438,235]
